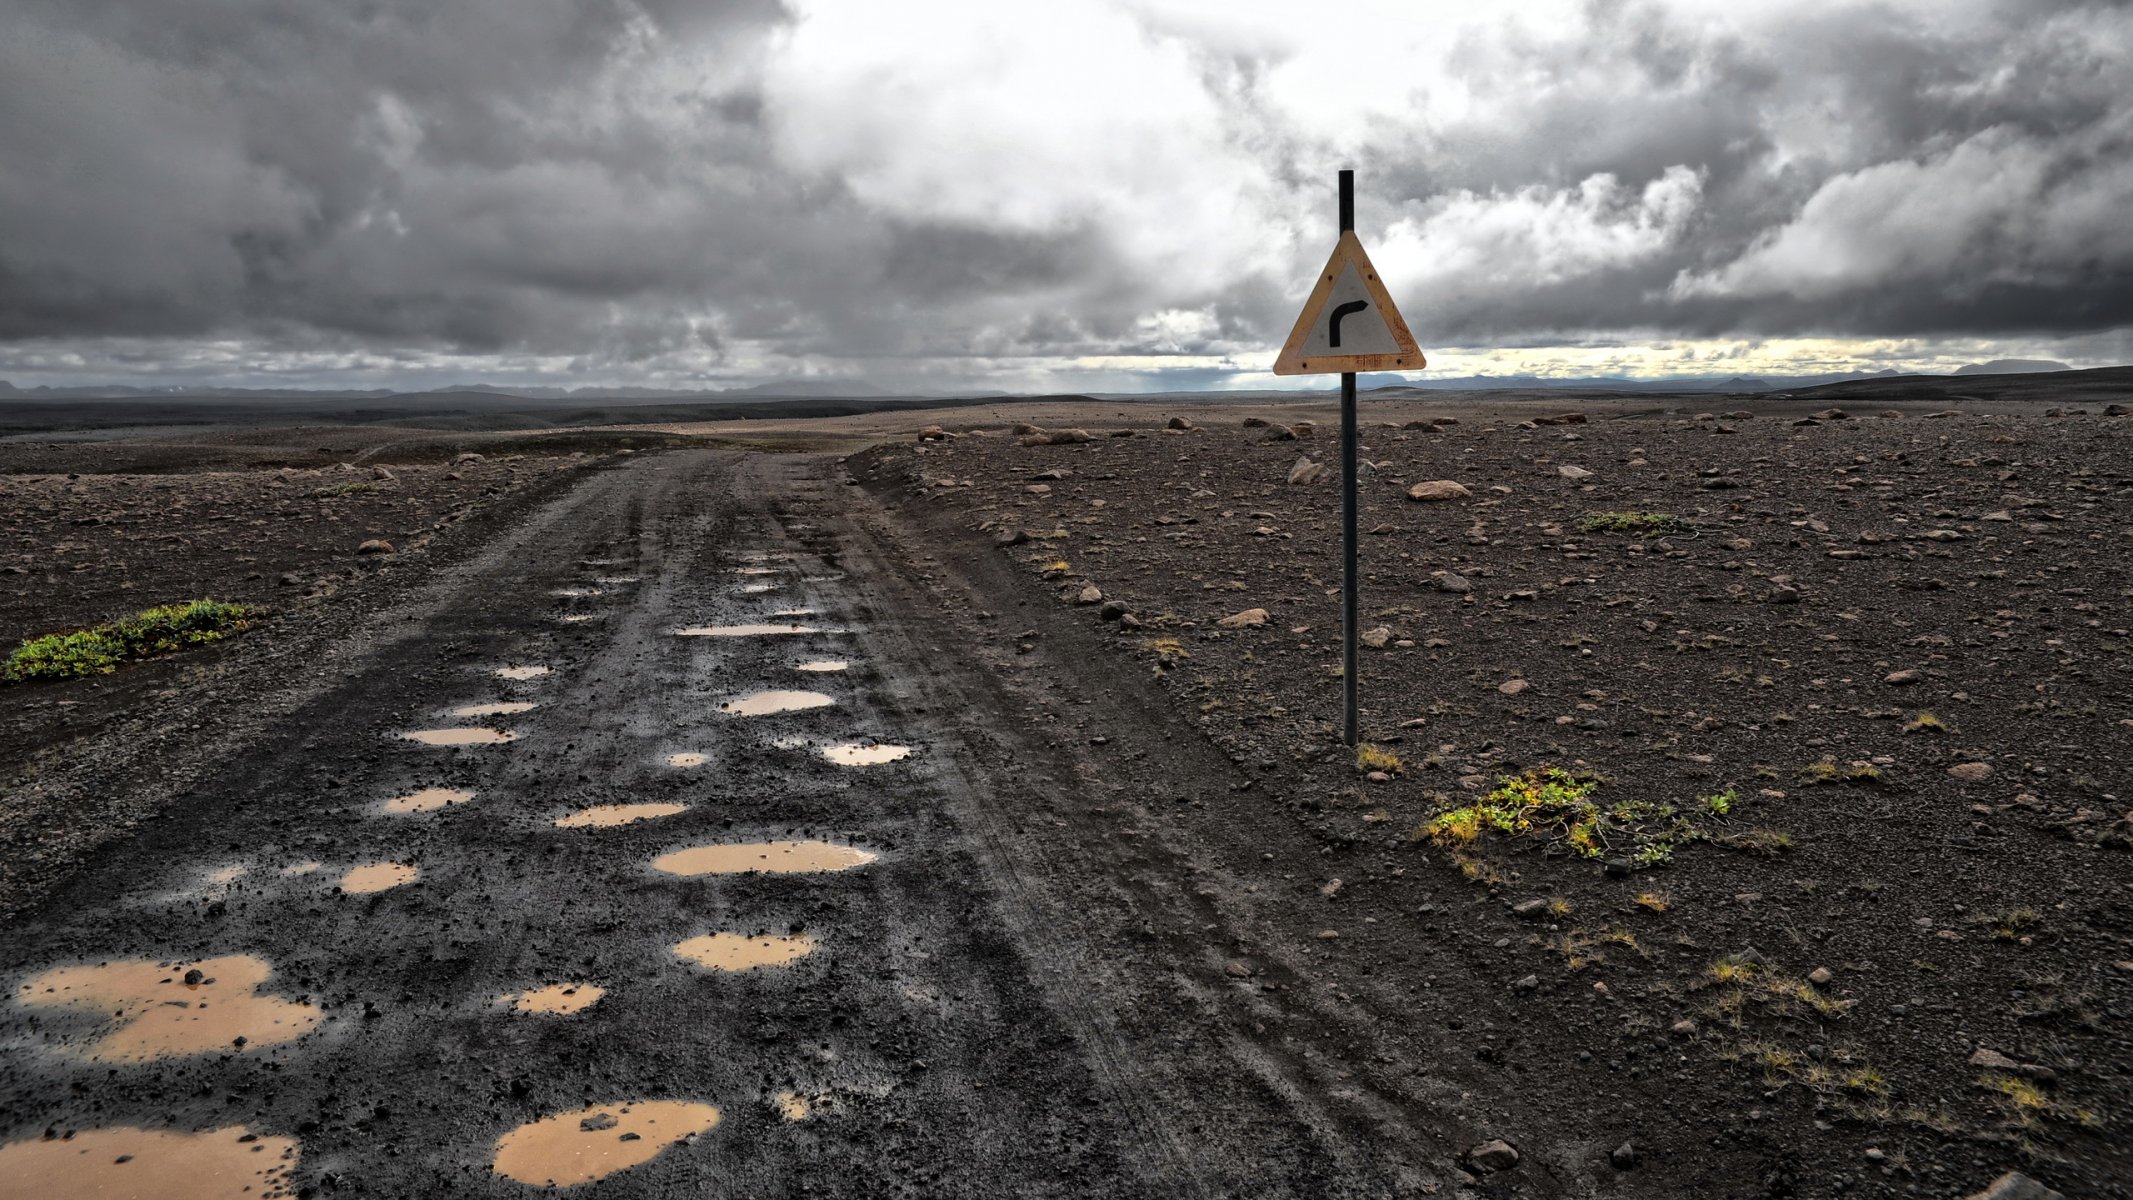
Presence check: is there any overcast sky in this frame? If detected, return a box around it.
[2,0,2129,391]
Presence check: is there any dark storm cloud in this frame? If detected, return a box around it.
[0,0,2129,385]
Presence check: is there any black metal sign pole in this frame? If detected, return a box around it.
[1338,168,1360,748]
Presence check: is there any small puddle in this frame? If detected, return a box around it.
[402,728,518,746]
[675,624,822,637]
[383,787,475,814]
[492,1101,721,1188]
[773,1091,813,1121]
[15,956,323,1063]
[495,665,550,681]
[339,862,418,894]
[559,613,599,623]
[555,804,688,829]
[733,567,777,576]
[665,752,707,768]
[505,983,605,1015]
[794,660,848,673]
[737,583,776,594]
[0,1125,299,1199]
[652,841,876,877]
[719,690,834,717]
[551,587,604,598]
[449,701,537,718]
[672,932,818,971]
[594,575,640,585]
[822,742,912,767]
[769,608,819,618]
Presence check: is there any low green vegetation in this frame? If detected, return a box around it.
[4,600,253,683]
[1575,511,1691,537]
[1413,766,1771,871]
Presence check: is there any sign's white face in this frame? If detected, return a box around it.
[1294,262,1401,357]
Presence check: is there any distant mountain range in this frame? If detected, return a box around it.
[0,362,2103,401]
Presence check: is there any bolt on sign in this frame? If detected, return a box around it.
[1272,231,1424,376]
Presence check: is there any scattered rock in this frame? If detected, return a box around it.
[1816,407,1852,420]
[995,529,1028,548]
[1514,974,1539,992]
[1610,1142,1638,1170]
[1098,600,1128,622]
[453,452,485,464]
[1287,457,1327,485]
[1241,416,1271,428]
[1406,480,1471,502]
[579,1112,619,1132]
[1432,571,1472,593]
[355,539,394,555]
[369,466,396,482]
[1166,416,1196,431]
[1225,960,1253,978]
[1965,1172,2065,1200]
[916,425,948,441]
[1511,898,1549,917]
[1218,608,1269,629]
[1291,422,1315,438]
[1556,465,1595,480]
[1360,626,1392,648]
[1075,585,1103,605]
[1808,966,1833,985]
[1467,1140,1520,1173]
[1883,669,1920,685]
[1948,762,1993,782]
[1498,679,1530,696]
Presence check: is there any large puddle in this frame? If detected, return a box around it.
[719,690,834,717]
[672,932,818,972]
[555,804,688,829]
[505,983,606,1015]
[382,787,475,814]
[402,728,517,747]
[492,1101,721,1188]
[822,742,912,767]
[15,956,322,1063]
[449,701,537,718]
[0,1125,299,1200]
[653,841,877,877]
[675,624,821,637]
[339,862,419,894]
[795,660,848,673]
[495,665,551,681]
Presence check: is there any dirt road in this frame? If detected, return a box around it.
[0,450,1481,1198]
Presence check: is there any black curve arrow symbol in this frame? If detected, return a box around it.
[1327,300,1368,348]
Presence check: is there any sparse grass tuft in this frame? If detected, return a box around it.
[1903,711,1947,735]
[5,600,253,683]
[1146,638,1189,660]
[1717,828,1795,856]
[1576,511,1691,537]
[1973,908,2042,942]
[1355,743,1403,774]
[1414,766,1750,873]
[1634,890,1671,913]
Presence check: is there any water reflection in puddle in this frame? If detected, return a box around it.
[653,841,876,877]
[737,583,775,594]
[492,1101,720,1188]
[449,701,536,718]
[559,614,599,623]
[505,983,605,1015]
[495,665,550,681]
[551,587,604,598]
[672,932,817,971]
[401,728,517,746]
[15,956,323,1063]
[719,690,834,717]
[383,787,475,814]
[339,862,418,894]
[822,742,912,767]
[664,752,707,768]
[554,804,687,829]
[594,575,640,585]
[794,660,848,673]
[674,624,822,637]
[0,1124,299,1200]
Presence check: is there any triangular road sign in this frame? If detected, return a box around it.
[1272,232,1424,375]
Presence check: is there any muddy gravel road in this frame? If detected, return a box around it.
[0,449,1477,1199]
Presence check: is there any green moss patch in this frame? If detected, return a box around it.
[4,600,254,683]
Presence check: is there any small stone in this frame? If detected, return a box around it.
[579,1112,619,1132]
[1965,1172,2065,1200]
[1514,974,1539,992]
[1511,899,1549,917]
[1433,571,1472,593]
[1406,480,1471,502]
[1498,679,1530,696]
[995,529,1028,547]
[1098,600,1128,621]
[1816,407,1852,420]
[915,425,947,441]
[1670,1019,1698,1036]
[1610,1142,1638,1170]
[1075,585,1103,605]
[1166,416,1196,431]
[1968,1047,2022,1071]
[1287,457,1326,485]
[1807,967,1833,985]
[1949,762,1993,782]
[1217,608,1268,629]
[370,466,396,481]
[1241,416,1271,428]
[1467,1139,1520,1173]
[1360,626,1392,648]
[1884,669,1920,685]
[356,539,394,555]
[1225,960,1253,978]
[1556,465,1594,480]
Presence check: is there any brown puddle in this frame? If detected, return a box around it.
[718,690,834,717]
[15,955,323,1063]
[664,752,707,768]
[449,701,537,718]
[794,659,848,673]
[492,1100,720,1188]
[505,983,606,1015]
[339,862,418,894]
[672,932,818,971]
[0,1124,299,1200]
[773,1091,813,1121]
[652,841,877,877]
[674,624,822,637]
[822,742,912,767]
[554,803,688,829]
[495,665,551,681]
[401,728,518,746]
[382,787,475,814]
